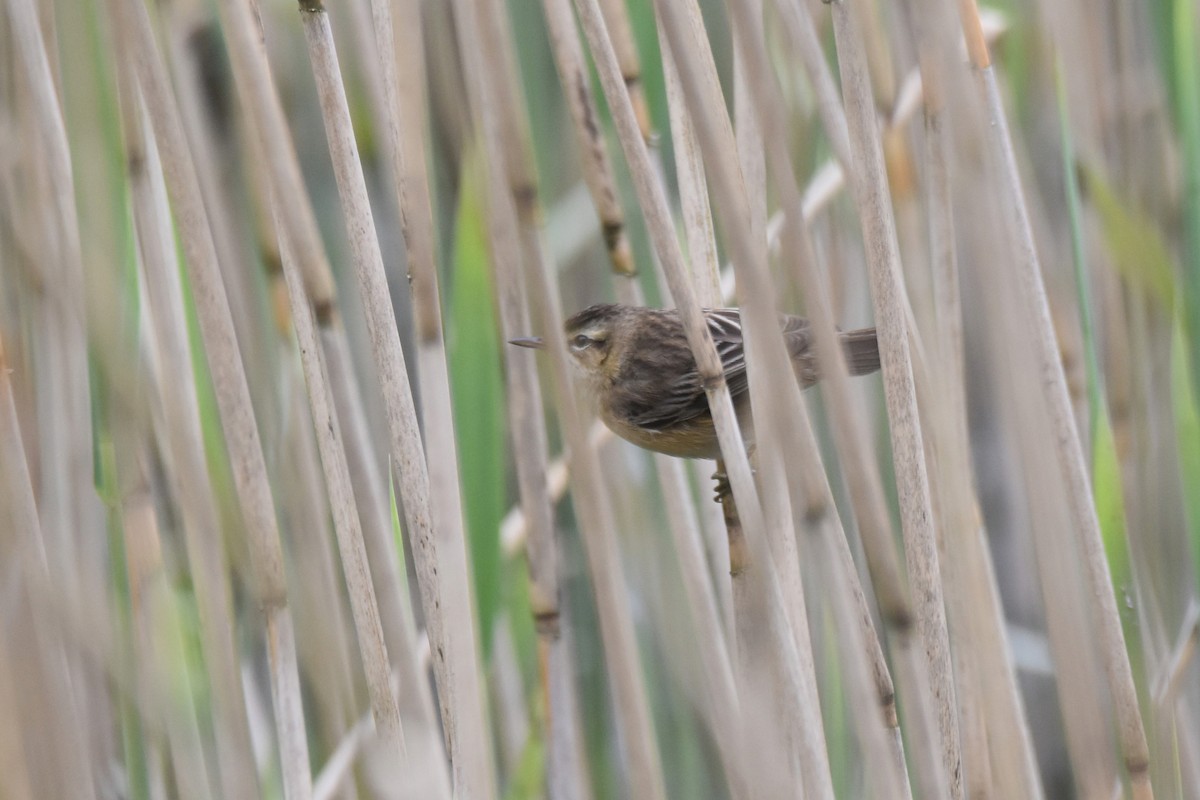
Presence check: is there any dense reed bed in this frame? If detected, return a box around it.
[1,0,1197,796]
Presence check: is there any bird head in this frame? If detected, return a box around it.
[561,303,624,375]
[508,303,625,379]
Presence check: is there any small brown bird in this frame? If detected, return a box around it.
[510,303,881,461]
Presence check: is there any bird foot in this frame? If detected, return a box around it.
[711,469,731,504]
[711,466,759,504]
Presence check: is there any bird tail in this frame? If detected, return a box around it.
[839,327,881,376]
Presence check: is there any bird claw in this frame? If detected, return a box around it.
[711,469,731,504]
[711,466,759,504]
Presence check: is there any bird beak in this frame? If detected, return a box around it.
[507,336,544,350]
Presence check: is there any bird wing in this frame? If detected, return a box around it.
[619,308,751,432]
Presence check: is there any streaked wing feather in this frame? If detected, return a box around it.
[624,309,748,431]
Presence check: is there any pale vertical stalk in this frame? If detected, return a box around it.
[537,0,634,274]
[828,2,963,795]
[455,0,667,794]
[284,2,495,794]
[107,0,312,794]
[120,74,260,799]
[7,3,99,790]
[483,0,742,790]
[616,268,753,798]
[957,3,1152,795]
[307,49,445,754]
[116,437,214,800]
[729,0,942,788]
[907,2,1043,794]
[472,0,563,637]
[372,0,482,756]
[279,396,360,772]
[6,0,93,603]
[658,33,734,638]
[659,32,721,309]
[265,609,313,800]
[0,640,35,800]
[810,524,909,800]
[274,143,405,764]
[585,0,836,793]
[546,615,595,800]
[323,332,452,798]
[165,11,275,422]
[0,337,90,800]
[730,0,912,635]
[490,618,530,775]
[655,1,910,795]
[596,0,652,140]
[771,0,853,170]
[1002,326,1120,799]
[470,2,613,796]
[518,212,670,800]
[729,7,819,794]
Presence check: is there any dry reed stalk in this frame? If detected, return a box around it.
[546,617,596,800]
[370,0,482,740]
[115,433,215,800]
[534,0,728,675]
[596,0,652,141]
[0,333,92,799]
[539,0,634,275]
[810,522,910,799]
[6,0,94,611]
[768,0,852,171]
[322,331,452,797]
[1006,335,1121,798]
[657,0,920,793]
[584,0,860,793]
[619,0,839,793]
[278,398,361,776]
[8,7,107,779]
[731,0,910,636]
[119,74,260,799]
[828,2,962,794]
[471,2,631,795]
[0,644,35,800]
[279,15,442,740]
[472,0,563,641]
[490,618,530,775]
[275,170,406,765]
[905,3,1043,794]
[1155,602,1200,711]
[107,0,315,794]
[957,2,1153,795]
[959,138,1120,798]
[456,0,670,795]
[209,0,497,790]
[657,34,720,309]
[292,5,497,794]
[517,225,671,800]
[613,274,750,795]
[513,1,745,790]
[164,9,276,420]
[657,36,736,639]
[734,8,834,794]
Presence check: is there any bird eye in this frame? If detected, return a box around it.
[572,334,591,349]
